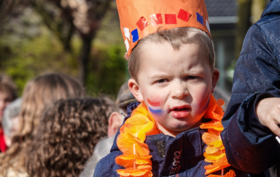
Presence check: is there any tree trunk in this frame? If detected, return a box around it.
[251,0,267,23]
[63,22,74,52]
[78,36,93,85]
[235,0,252,59]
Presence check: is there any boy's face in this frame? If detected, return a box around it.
[0,91,13,123]
[129,41,219,137]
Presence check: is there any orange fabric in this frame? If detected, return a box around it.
[116,0,211,58]
[116,94,235,177]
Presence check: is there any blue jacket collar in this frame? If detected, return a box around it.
[262,0,280,18]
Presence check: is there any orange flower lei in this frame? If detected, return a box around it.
[115,95,236,177]
[200,95,236,177]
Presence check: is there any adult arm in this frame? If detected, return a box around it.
[221,23,280,174]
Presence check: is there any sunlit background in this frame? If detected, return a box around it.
[0,0,270,98]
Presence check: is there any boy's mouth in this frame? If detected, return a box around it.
[170,105,191,118]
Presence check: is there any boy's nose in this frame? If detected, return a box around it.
[171,81,188,99]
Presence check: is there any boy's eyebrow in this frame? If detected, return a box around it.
[149,69,205,79]
[149,73,169,79]
[185,68,205,74]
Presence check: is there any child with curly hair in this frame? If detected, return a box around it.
[26,98,113,177]
[0,73,84,177]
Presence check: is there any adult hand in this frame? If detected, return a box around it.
[256,97,280,137]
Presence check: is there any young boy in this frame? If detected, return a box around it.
[93,0,268,176]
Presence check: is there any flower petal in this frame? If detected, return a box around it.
[204,151,225,161]
[202,132,219,145]
[205,164,230,175]
[224,170,236,177]
[117,168,151,177]
[206,146,219,154]
[117,131,150,156]
[137,165,152,170]
[200,121,223,130]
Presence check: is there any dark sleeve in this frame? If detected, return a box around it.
[248,93,273,137]
[93,151,124,177]
[221,24,280,174]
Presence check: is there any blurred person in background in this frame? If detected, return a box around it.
[26,98,112,177]
[0,74,17,153]
[2,98,22,149]
[79,81,136,177]
[0,73,85,177]
[108,81,136,137]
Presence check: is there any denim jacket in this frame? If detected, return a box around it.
[221,0,280,174]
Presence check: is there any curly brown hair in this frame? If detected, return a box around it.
[26,98,111,177]
[0,73,85,176]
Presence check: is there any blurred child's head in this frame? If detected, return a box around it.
[0,73,85,173]
[19,73,85,134]
[0,74,17,123]
[2,98,22,147]
[128,27,219,136]
[26,98,111,177]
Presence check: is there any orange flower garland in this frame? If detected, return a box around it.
[116,103,159,177]
[200,95,235,177]
[116,95,235,177]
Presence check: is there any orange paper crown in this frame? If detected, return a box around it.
[116,0,211,58]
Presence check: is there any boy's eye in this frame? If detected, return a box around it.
[156,79,168,83]
[185,76,199,80]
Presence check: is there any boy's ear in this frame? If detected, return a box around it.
[108,112,123,137]
[128,78,144,102]
[211,68,220,93]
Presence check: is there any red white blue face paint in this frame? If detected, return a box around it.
[147,99,163,115]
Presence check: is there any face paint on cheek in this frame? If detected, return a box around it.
[147,98,163,115]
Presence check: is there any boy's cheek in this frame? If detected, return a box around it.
[146,95,163,105]
[196,98,211,113]
[191,89,211,107]
[147,96,166,115]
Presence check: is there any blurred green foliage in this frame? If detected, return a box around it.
[0,27,79,94]
[0,5,127,98]
[86,44,127,97]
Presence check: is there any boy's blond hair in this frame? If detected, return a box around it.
[128,27,215,80]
